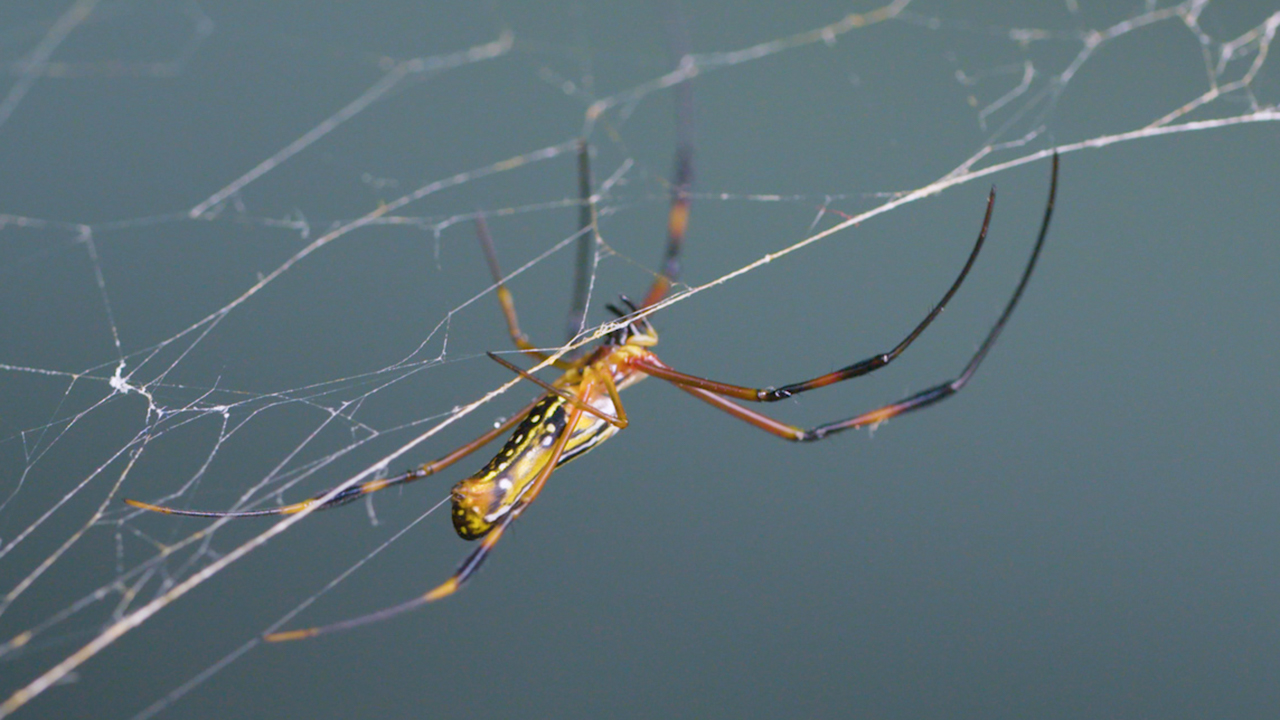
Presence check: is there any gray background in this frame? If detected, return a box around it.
[1,2,1278,718]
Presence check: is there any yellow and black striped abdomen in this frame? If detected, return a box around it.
[450,389,618,540]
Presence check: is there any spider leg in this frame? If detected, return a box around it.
[486,352,629,428]
[645,4,696,308]
[263,511,517,642]
[566,139,600,342]
[474,214,574,370]
[634,185,999,401]
[648,153,1058,442]
[123,395,545,518]
[668,378,950,442]
[594,366,630,429]
[640,37,695,311]
[265,402,587,642]
[641,130,694,310]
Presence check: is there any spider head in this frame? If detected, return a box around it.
[605,295,658,347]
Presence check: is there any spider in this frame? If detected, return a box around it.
[126,137,1059,642]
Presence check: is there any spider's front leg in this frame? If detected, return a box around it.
[638,153,1059,444]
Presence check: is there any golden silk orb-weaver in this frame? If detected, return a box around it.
[126,134,1059,642]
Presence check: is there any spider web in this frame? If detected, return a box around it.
[2,1,1278,718]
